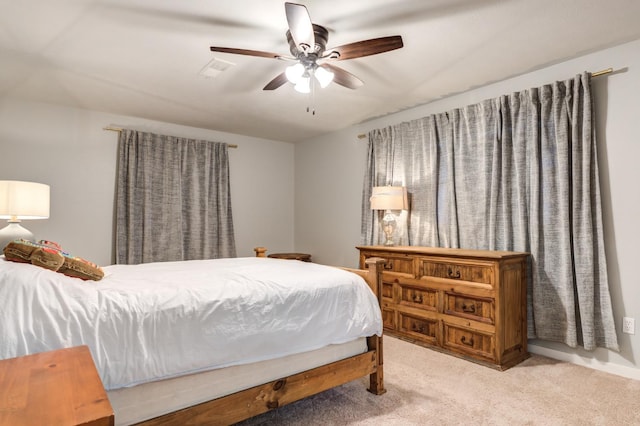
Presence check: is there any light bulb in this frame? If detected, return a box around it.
[314,66,334,88]
[285,63,305,84]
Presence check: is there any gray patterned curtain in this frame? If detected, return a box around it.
[116,129,236,264]
[362,72,619,351]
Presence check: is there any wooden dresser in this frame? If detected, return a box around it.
[357,246,529,370]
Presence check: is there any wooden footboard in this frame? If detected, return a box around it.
[137,251,386,426]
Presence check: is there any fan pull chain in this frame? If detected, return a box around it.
[307,75,316,115]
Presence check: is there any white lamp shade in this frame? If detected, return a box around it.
[294,75,311,93]
[314,66,334,88]
[285,63,305,84]
[0,180,50,220]
[370,186,408,210]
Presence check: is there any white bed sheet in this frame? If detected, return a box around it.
[0,256,381,390]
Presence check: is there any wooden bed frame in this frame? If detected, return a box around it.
[136,249,386,426]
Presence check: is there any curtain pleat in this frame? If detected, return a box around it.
[116,130,236,264]
[361,72,618,351]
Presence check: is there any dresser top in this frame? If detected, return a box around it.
[356,245,529,260]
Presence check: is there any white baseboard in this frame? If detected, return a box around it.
[528,344,640,381]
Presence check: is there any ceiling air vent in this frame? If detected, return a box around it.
[199,57,235,78]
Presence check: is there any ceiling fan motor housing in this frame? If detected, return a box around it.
[287,24,329,59]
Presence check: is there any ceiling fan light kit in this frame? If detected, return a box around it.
[286,63,334,92]
[209,2,404,107]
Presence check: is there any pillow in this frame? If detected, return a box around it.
[31,248,66,271]
[2,239,104,281]
[57,255,104,281]
[3,240,65,271]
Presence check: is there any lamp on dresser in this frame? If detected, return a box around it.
[0,180,50,249]
[370,186,408,246]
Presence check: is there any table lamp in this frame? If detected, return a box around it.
[0,180,50,250]
[370,186,408,246]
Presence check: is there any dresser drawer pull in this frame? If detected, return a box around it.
[412,323,425,333]
[462,303,476,313]
[460,336,474,346]
[412,294,423,304]
[447,267,461,279]
[383,262,394,270]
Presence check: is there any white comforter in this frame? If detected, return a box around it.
[0,256,382,390]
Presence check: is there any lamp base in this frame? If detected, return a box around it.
[381,210,397,246]
[0,221,35,251]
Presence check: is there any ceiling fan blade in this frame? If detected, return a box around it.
[210,46,284,59]
[321,64,363,90]
[285,2,314,52]
[263,72,289,90]
[327,35,403,60]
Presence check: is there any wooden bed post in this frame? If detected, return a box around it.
[254,247,267,257]
[364,257,386,395]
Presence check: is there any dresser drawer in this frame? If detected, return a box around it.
[381,281,394,300]
[362,253,414,276]
[444,292,494,324]
[443,323,495,361]
[398,283,437,311]
[398,312,438,344]
[419,258,494,285]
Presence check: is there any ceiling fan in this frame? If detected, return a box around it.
[210,2,403,93]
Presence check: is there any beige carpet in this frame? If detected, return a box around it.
[237,335,640,425]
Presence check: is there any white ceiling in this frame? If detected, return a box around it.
[2,0,640,143]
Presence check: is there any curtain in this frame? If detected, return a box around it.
[362,72,618,351]
[116,129,236,264]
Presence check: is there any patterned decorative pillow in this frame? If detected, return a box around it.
[3,240,65,271]
[57,255,104,281]
[3,239,104,281]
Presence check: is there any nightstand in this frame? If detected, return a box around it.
[0,346,114,426]
[268,252,312,262]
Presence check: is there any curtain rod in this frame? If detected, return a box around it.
[591,67,613,78]
[356,67,614,140]
[103,126,238,148]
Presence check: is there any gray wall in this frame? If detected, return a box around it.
[295,39,640,379]
[0,100,295,265]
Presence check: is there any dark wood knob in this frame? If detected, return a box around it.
[460,335,474,346]
[462,303,476,313]
[447,267,461,279]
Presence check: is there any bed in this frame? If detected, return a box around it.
[0,247,386,425]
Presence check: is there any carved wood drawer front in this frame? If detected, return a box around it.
[443,323,495,361]
[444,293,495,324]
[381,281,394,300]
[373,255,414,275]
[399,284,437,311]
[398,312,438,344]
[419,258,494,285]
